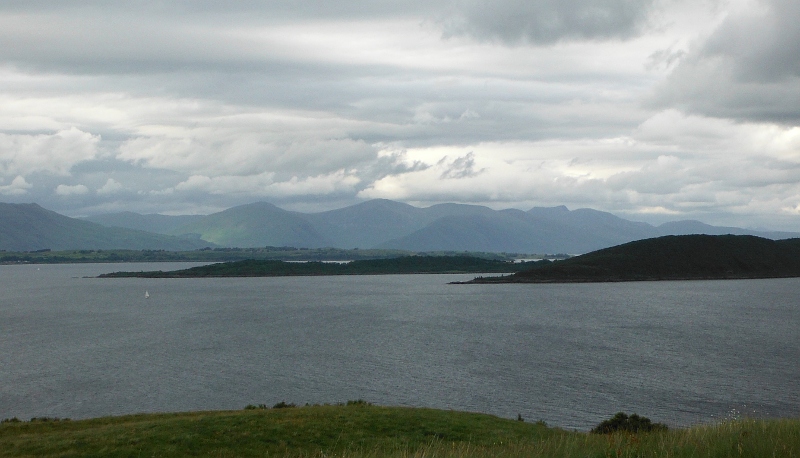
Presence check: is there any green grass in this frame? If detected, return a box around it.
[1,405,799,457]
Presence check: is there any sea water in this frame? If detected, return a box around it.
[1,262,798,430]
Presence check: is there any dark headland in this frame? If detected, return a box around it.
[98,255,543,278]
[457,234,800,283]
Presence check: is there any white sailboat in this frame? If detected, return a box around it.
[145,290,150,299]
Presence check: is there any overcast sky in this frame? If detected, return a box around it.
[1,0,800,230]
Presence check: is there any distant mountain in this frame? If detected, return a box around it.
[83,212,204,234]
[82,199,800,253]
[165,202,332,248]
[302,199,430,248]
[379,214,547,253]
[468,235,800,283]
[379,205,661,253]
[0,203,210,251]
[528,206,658,241]
[303,199,502,249]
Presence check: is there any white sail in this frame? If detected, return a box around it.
[145,290,150,299]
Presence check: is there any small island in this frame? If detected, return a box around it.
[457,234,800,283]
[98,255,547,278]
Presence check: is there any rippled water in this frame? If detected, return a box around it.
[1,262,798,430]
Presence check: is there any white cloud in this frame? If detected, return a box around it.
[0,127,99,177]
[55,184,89,196]
[115,107,378,178]
[169,170,360,197]
[0,175,32,195]
[97,178,124,195]
[268,170,361,196]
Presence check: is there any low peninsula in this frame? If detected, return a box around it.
[97,255,546,278]
[459,234,800,283]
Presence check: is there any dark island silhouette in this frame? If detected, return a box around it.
[457,235,800,283]
[98,255,543,278]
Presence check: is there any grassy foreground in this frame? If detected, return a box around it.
[1,405,799,457]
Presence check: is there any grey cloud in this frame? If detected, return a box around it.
[438,152,484,179]
[11,161,230,217]
[0,0,662,77]
[606,157,689,194]
[442,0,657,44]
[0,13,274,74]
[359,151,431,181]
[702,0,800,83]
[150,71,642,148]
[722,158,800,188]
[645,46,685,71]
[0,1,438,20]
[652,0,800,123]
[271,139,378,179]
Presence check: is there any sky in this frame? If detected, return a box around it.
[1,0,800,230]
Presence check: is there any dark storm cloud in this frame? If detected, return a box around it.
[653,0,800,124]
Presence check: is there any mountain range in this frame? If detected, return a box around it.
[2,199,797,253]
[0,203,210,252]
[75,199,799,254]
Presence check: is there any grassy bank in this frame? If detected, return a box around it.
[2,405,799,457]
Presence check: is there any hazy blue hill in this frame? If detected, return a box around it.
[168,201,332,248]
[475,234,800,283]
[378,214,545,252]
[304,199,504,248]
[382,206,662,254]
[559,208,655,234]
[0,203,210,251]
[303,199,429,248]
[75,200,800,253]
[525,206,660,250]
[83,212,204,234]
[526,205,571,218]
[528,206,657,236]
[378,208,592,254]
[419,202,499,219]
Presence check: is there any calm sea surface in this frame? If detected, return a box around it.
[1,262,798,430]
